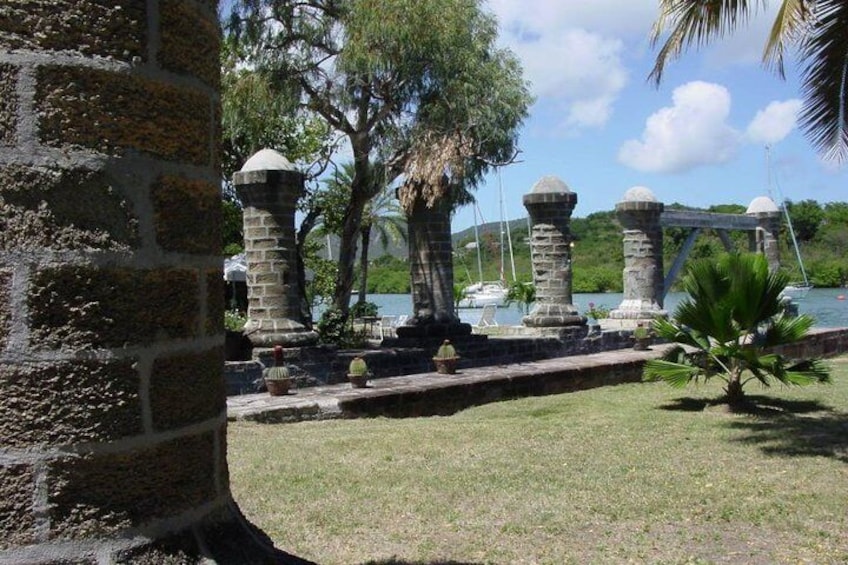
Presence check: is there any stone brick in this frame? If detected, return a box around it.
[0,359,140,448]
[206,269,224,336]
[151,176,220,254]
[0,464,35,550]
[0,270,9,350]
[48,433,217,538]
[36,66,212,165]
[158,0,219,88]
[150,348,225,432]
[0,165,138,251]
[0,63,17,145]
[0,1,146,60]
[28,267,199,349]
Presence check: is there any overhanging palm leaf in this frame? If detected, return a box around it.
[798,0,848,162]
[651,0,848,163]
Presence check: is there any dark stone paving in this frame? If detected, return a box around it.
[227,344,676,423]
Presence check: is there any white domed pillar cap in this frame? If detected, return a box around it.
[746,196,780,214]
[240,148,297,172]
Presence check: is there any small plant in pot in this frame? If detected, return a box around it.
[433,340,459,374]
[347,356,370,388]
[264,345,291,396]
[633,323,652,351]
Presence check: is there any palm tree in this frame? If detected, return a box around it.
[643,253,830,407]
[320,162,407,306]
[650,0,848,162]
[357,185,407,305]
[505,281,536,315]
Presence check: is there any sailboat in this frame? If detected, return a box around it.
[767,146,812,300]
[457,171,514,308]
[457,203,508,308]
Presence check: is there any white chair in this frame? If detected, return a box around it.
[475,304,498,327]
[378,315,398,338]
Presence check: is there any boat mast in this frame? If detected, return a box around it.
[767,146,809,286]
[498,169,517,282]
[473,202,484,285]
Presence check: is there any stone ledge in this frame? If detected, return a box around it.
[228,328,848,423]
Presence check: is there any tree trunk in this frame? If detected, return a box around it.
[358,224,371,304]
[407,194,459,325]
[725,373,745,407]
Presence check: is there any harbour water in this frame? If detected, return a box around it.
[359,288,848,328]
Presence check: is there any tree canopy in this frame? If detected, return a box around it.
[227,0,532,318]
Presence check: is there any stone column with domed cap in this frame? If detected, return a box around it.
[746,196,781,272]
[234,149,318,346]
[610,186,666,321]
[522,176,585,328]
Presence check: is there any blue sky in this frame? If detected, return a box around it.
[450,0,848,232]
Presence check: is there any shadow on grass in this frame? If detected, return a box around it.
[660,395,848,463]
[359,561,482,565]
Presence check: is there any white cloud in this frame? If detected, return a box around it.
[618,81,742,173]
[746,99,801,145]
[512,28,627,130]
[488,0,658,38]
[489,0,647,131]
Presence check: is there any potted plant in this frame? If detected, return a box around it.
[264,345,291,396]
[633,324,652,351]
[347,356,370,388]
[433,339,459,374]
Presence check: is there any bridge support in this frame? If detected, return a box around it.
[522,177,585,329]
[610,187,666,322]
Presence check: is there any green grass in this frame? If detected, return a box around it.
[229,358,848,565]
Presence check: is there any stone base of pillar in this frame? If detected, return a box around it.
[382,332,486,349]
[7,501,315,564]
[516,325,590,340]
[244,318,318,347]
[395,322,473,339]
[522,304,586,328]
[609,299,666,321]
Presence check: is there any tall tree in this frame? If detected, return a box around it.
[220,32,329,198]
[650,0,848,162]
[229,0,531,320]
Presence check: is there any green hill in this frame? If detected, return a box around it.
[358,200,848,294]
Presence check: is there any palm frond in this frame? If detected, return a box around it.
[798,0,848,163]
[763,0,810,78]
[772,357,832,386]
[643,358,704,388]
[763,313,815,346]
[650,0,763,84]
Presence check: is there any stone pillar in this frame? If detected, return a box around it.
[522,176,585,327]
[396,194,471,338]
[0,3,298,563]
[610,186,666,321]
[234,149,318,347]
[746,196,782,272]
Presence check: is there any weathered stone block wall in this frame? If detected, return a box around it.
[0,2,287,562]
[230,332,637,394]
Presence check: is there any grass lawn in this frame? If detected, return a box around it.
[229,357,848,565]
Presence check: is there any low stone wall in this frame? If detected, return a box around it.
[225,328,644,394]
[226,327,848,396]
